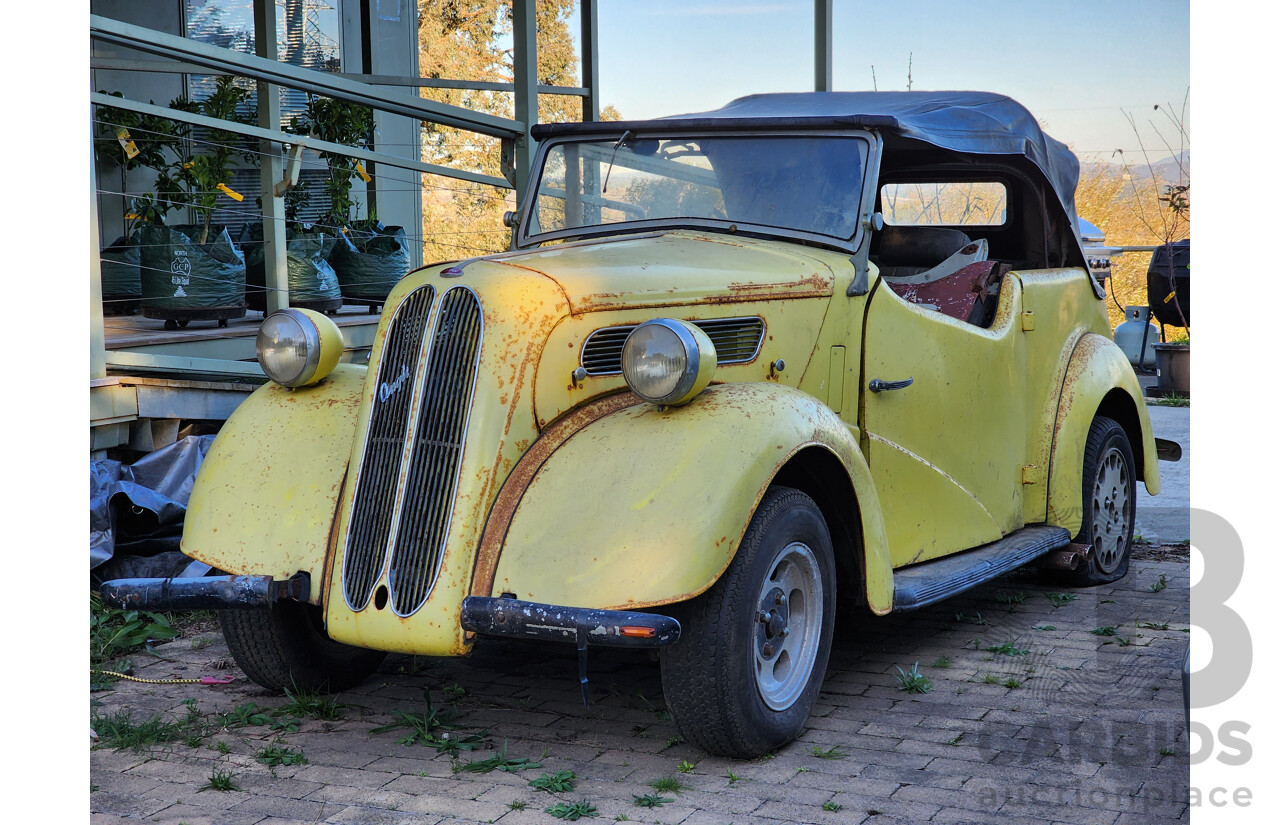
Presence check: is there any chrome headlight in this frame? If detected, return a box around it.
[256,308,343,388]
[621,319,717,406]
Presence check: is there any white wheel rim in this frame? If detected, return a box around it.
[1091,445,1131,574]
[753,542,823,711]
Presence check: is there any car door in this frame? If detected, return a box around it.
[859,274,1028,567]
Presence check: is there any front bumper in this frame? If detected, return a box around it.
[99,574,309,611]
[460,596,681,648]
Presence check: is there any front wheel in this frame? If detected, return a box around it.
[220,601,385,692]
[660,487,836,758]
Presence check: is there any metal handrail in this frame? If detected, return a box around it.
[90,14,522,140]
[89,57,589,98]
[90,92,513,191]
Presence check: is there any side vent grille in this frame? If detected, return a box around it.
[342,285,435,611]
[387,287,484,615]
[580,316,765,375]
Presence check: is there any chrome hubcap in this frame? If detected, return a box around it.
[1090,446,1131,574]
[754,542,823,711]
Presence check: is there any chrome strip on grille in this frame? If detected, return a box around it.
[387,286,484,616]
[580,316,766,375]
[342,285,435,611]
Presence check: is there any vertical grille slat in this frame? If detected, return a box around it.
[580,317,765,375]
[342,285,436,610]
[388,287,484,615]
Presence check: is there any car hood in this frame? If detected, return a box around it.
[498,230,836,313]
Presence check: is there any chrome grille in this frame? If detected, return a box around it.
[580,317,766,375]
[387,287,484,615]
[342,285,435,610]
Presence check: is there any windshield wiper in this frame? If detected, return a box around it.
[601,129,634,194]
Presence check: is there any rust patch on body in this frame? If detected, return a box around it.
[469,391,642,599]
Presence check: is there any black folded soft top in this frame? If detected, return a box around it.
[531,91,1082,232]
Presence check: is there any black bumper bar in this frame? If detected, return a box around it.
[99,574,309,611]
[460,596,680,648]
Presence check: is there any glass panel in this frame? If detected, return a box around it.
[185,0,343,124]
[880,182,1007,226]
[529,135,869,241]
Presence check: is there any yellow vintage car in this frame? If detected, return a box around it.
[103,91,1171,759]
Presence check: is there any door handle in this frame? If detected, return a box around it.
[869,377,913,393]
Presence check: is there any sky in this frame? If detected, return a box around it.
[579,0,1190,163]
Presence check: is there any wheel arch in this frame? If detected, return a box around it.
[483,383,894,615]
[1047,333,1160,534]
[771,445,889,615]
[1095,387,1147,483]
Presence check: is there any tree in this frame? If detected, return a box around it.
[416,1,618,262]
[1075,93,1190,336]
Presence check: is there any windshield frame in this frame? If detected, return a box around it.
[513,128,880,254]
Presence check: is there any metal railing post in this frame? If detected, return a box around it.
[580,0,600,122]
[90,116,107,380]
[815,0,833,92]
[254,0,289,314]
[513,0,539,199]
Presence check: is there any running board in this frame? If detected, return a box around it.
[892,525,1072,611]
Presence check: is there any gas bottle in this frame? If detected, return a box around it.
[1114,305,1159,370]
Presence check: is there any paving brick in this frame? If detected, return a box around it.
[140,803,264,825]
[92,558,1189,825]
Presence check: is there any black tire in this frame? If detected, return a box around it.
[660,486,836,758]
[1065,415,1136,586]
[220,601,385,692]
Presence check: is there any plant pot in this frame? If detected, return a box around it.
[1152,343,1190,394]
[329,222,411,307]
[101,232,142,315]
[139,224,247,328]
[240,224,343,313]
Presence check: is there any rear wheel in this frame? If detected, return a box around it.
[660,487,836,758]
[220,601,385,692]
[1066,415,1136,586]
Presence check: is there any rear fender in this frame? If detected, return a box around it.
[1047,334,1160,534]
[480,383,894,615]
[181,365,366,603]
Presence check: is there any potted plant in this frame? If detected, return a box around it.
[241,179,343,313]
[94,95,184,314]
[288,95,410,311]
[140,76,253,330]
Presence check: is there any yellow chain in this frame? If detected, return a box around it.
[91,669,235,686]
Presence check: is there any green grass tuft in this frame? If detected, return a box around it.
[545,800,598,820]
[529,770,576,793]
[894,662,933,694]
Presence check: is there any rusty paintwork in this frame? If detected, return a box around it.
[181,364,367,603]
[1046,332,1160,534]
[531,299,830,429]
[488,382,894,615]
[470,390,642,599]
[492,231,835,314]
[860,269,1026,565]
[322,263,570,656]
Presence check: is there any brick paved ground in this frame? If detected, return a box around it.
[91,550,1190,825]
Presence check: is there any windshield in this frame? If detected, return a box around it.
[524,134,869,243]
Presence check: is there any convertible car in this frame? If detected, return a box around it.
[103,91,1169,758]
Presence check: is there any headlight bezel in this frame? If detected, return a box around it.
[621,318,717,406]
[256,308,342,388]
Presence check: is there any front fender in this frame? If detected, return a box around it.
[481,383,893,614]
[181,364,365,603]
[1047,334,1160,534]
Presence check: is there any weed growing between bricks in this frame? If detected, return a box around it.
[91,554,1190,824]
